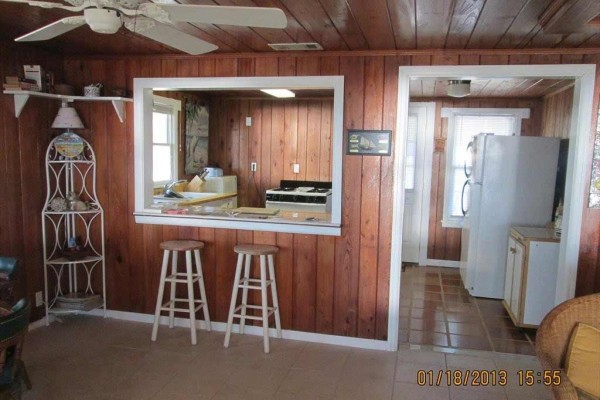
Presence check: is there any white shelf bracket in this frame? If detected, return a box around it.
[111,100,125,123]
[13,93,30,118]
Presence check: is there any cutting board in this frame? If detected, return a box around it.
[233,207,279,215]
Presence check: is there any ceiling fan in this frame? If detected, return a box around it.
[0,0,288,54]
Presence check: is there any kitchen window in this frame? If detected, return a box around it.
[440,108,530,228]
[152,95,181,185]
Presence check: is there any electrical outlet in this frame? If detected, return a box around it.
[250,162,257,172]
[293,163,300,174]
[35,291,43,307]
[245,116,252,126]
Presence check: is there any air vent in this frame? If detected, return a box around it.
[268,42,323,51]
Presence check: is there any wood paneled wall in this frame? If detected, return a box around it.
[2,48,598,333]
[208,97,333,207]
[412,97,544,261]
[0,41,64,320]
[541,86,575,139]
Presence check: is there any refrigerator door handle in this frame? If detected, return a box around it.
[464,141,474,178]
[461,180,470,216]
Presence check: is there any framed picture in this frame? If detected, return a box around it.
[346,129,392,156]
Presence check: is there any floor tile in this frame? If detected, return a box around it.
[447,322,486,336]
[292,343,350,372]
[410,318,448,333]
[277,368,340,398]
[448,335,492,351]
[409,330,449,347]
[491,339,536,356]
[393,382,450,400]
[449,387,507,400]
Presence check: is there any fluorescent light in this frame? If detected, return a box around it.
[260,89,295,98]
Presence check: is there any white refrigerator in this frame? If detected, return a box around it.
[459,134,560,299]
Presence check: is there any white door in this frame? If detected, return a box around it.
[402,103,431,263]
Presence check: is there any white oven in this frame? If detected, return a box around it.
[265,181,332,213]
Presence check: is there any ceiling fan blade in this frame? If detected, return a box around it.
[15,16,85,41]
[152,4,287,29]
[124,19,218,55]
[0,0,84,12]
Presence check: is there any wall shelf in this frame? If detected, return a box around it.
[3,90,133,122]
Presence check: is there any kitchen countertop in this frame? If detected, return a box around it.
[510,226,560,243]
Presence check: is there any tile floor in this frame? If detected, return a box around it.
[23,316,552,400]
[399,265,537,354]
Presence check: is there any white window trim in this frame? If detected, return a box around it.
[152,95,181,186]
[440,107,531,228]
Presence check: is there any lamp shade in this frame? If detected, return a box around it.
[447,80,471,98]
[51,106,84,129]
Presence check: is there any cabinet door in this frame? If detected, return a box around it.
[510,241,526,320]
[504,237,516,304]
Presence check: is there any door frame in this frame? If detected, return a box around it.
[387,64,596,351]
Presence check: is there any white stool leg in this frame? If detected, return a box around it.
[168,251,178,329]
[224,253,244,348]
[193,249,211,331]
[268,254,282,338]
[260,255,270,353]
[239,254,251,334]
[151,250,170,341]
[185,250,197,345]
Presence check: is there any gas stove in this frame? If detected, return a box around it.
[265,181,332,213]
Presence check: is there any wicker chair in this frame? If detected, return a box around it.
[535,293,600,400]
[0,299,31,400]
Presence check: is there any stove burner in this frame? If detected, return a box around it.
[308,188,330,193]
[273,187,295,191]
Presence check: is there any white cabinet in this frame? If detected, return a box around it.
[503,227,560,328]
[42,133,106,323]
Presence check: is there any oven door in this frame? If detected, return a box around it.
[265,200,329,213]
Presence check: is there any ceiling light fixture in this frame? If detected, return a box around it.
[447,80,471,98]
[260,89,295,98]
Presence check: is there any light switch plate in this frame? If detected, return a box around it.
[35,291,43,307]
[245,117,252,126]
[293,163,300,173]
[250,162,257,172]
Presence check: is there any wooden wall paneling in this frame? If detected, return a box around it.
[494,0,551,49]
[385,0,416,49]
[530,54,562,65]
[415,0,454,49]
[466,0,529,49]
[357,56,384,339]
[508,54,531,65]
[296,101,308,181]
[248,100,262,206]
[276,233,294,328]
[333,56,364,337]
[275,0,349,50]
[235,99,249,206]
[260,101,272,198]
[433,100,450,260]
[560,54,585,64]
[319,100,332,182]
[411,55,432,66]
[292,234,317,331]
[344,0,395,49]
[541,86,574,138]
[214,229,238,321]
[316,235,335,334]
[459,55,480,65]
[270,102,286,188]
[283,101,299,180]
[445,0,486,49]
[316,0,369,49]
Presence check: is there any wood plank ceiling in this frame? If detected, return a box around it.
[0,0,599,55]
[410,78,575,98]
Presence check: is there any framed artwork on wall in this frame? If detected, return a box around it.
[185,101,209,174]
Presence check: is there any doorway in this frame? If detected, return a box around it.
[388,64,596,352]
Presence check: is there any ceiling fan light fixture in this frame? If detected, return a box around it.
[84,8,122,34]
[447,80,471,98]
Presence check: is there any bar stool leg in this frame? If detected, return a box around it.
[193,249,211,331]
[168,250,178,329]
[185,250,197,345]
[260,255,270,353]
[239,254,251,334]
[268,254,282,338]
[224,253,244,348]
[151,250,170,341]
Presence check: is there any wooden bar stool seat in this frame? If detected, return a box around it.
[224,244,282,353]
[151,240,211,345]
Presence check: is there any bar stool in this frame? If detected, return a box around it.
[224,244,282,353]
[151,240,211,345]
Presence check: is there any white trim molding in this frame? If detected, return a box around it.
[83,309,389,351]
[388,64,596,352]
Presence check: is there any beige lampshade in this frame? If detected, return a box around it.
[51,105,84,129]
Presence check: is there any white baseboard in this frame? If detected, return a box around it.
[86,309,390,351]
[28,317,48,331]
[421,259,460,268]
